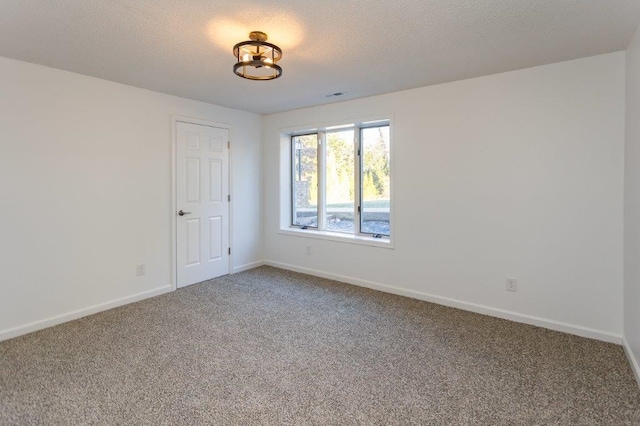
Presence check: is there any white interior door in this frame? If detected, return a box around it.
[176,121,230,288]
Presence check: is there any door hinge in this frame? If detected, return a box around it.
[227,141,230,149]
[228,194,231,202]
[228,247,231,255]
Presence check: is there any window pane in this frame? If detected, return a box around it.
[361,126,390,235]
[325,130,355,233]
[292,134,318,227]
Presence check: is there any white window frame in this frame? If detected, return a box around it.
[279,116,394,249]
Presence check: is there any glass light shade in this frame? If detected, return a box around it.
[232,32,282,80]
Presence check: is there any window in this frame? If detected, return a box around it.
[292,134,319,227]
[290,121,391,239]
[360,126,390,235]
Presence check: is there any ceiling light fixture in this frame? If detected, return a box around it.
[233,31,282,81]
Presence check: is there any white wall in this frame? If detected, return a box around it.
[0,51,628,345]
[263,53,625,341]
[0,57,262,340]
[624,24,640,382]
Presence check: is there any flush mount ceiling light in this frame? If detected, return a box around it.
[233,31,282,80]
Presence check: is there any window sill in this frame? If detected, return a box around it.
[278,227,394,249]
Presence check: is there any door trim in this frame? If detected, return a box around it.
[171,115,233,291]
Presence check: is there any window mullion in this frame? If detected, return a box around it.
[290,136,296,226]
[317,132,326,231]
[354,127,362,235]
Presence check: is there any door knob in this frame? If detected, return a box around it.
[178,210,192,216]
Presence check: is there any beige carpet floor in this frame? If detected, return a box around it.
[1,266,639,425]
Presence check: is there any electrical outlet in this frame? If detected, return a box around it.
[306,246,312,255]
[506,277,517,292]
[136,264,146,276]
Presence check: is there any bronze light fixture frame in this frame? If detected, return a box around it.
[233,31,283,80]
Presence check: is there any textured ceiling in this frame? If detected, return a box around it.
[0,0,639,114]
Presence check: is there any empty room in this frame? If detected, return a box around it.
[2,0,640,424]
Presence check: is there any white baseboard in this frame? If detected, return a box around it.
[0,285,173,343]
[232,260,265,274]
[264,260,622,345]
[623,337,640,388]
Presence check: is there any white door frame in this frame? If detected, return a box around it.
[171,115,233,291]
